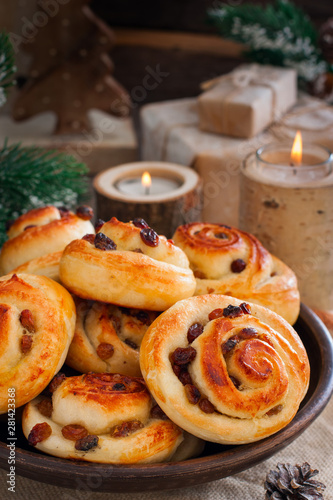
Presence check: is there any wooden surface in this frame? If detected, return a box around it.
[94,185,202,238]
[0,304,332,492]
[113,29,243,57]
[93,162,203,237]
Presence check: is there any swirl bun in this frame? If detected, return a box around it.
[66,298,159,376]
[173,223,300,324]
[22,373,203,463]
[140,294,310,444]
[0,206,94,275]
[0,273,76,414]
[59,218,196,310]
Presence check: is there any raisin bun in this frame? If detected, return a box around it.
[66,298,159,377]
[173,222,300,324]
[140,294,310,445]
[0,273,76,414]
[0,205,94,275]
[59,217,196,310]
[22,373,204,463]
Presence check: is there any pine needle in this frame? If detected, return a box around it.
[0,32,16,106]
[0,140,89,247]
[208,0,327,82]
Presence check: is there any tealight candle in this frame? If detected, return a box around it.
[239,132,333,315]
[116,172,181,196]
[93,162,202,237]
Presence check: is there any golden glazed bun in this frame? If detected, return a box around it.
[0,205,94,275]
[59,217,196,310]
[140,294,310,445]
[66,298,159,377]
[0,273,76,414]
[22,373,203,463]
[173,222,300,325]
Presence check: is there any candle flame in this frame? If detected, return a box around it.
[290,131,302,166]
[141,171,151,188]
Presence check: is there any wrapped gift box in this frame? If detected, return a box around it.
[141,98,275,226]
[198,64,297,139]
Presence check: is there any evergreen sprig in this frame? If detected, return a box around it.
[0,32,16,106]
[0,141,89,246]
[208,0,327,83]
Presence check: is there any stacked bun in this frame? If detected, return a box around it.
[173,222,300,325]
[59,217,196,310]
[140,294,309,445]
[0,205,94,279]
[0,208,309,464]
[66,298,159,377]
[23,373,203,463]
[0,273,75,414]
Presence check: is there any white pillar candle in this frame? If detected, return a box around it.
[239,142,333,314]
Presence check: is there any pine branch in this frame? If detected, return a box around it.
[0,32,16,106]
[0,141,89,247]
[208,0,327,82]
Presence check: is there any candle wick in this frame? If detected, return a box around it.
[289,161,298,175]
[145,186,150,195]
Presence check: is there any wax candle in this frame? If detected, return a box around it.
[239,138,333,314]
[93,162,202,237]
[255,142,331,185]
[116,173,181,196]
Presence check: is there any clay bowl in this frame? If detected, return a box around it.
[0,304,332,492]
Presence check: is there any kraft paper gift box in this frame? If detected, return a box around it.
[198,64,297,139]
[141,98,275,227]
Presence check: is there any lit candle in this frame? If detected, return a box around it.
[239,134,333,314]
[254,132,332,185]
[142,171,151,195]
[116,170,181,197]
[93,162,202,237]
[290,130,302,166]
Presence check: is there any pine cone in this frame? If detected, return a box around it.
[307,72,333,103]
[265,462,326,500]
[319,18,333,63]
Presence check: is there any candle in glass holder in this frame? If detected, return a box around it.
[239,132,333,315]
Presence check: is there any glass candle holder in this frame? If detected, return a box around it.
[255,143,332,185]
[239,144,333,314]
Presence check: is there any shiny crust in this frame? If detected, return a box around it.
[22,373,203,463]
[173,223,300,324]
[59,218,196,310]
[12,251,62,282]
[66,298,159,376]
[0,273,76,414]
[140,294,310,445]
[0,206,94,275]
